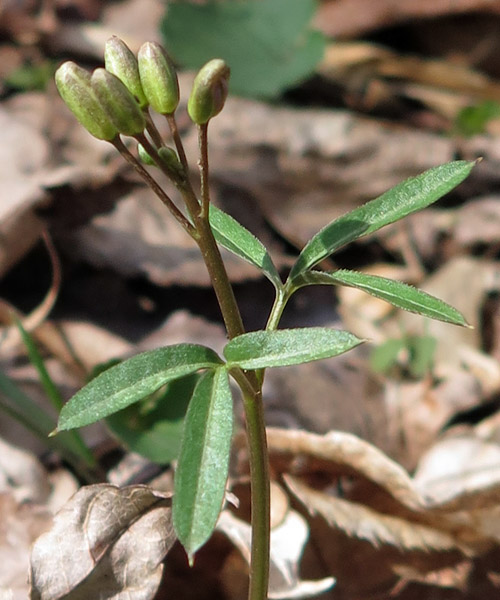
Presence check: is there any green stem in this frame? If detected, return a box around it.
[242,388,270,600]
[194,216,246,340]
[190,123,269,599]
[265,288,288,332]
[139,120,270,600]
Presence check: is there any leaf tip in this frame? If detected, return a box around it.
[48,428,58,438]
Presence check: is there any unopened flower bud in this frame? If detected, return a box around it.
[104,36,148,109]
[55,61,117,141]
[158,146,184,178]
[187,59,230,125]
[138,42,179,115]
[138,143,156,165]
[91,68,146,136]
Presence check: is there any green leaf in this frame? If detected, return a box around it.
[0,372,95,470]
[292,269,469,326]
[454,100,500,137]
[161,0,325,98]
[57,345,222,432]
[289,161,476,279]
[173,369,233,561]
[209,204,282,290]
[224,328,364,369]
[15,319,96,466]
[105,373,200,464]
[15,319,64,411]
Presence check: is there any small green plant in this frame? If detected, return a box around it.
[454,99,500,137]
[52,37,474,600]
[0,321,99,481]
[370,332,437,378]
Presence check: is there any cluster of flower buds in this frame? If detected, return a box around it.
[55,37,230,142]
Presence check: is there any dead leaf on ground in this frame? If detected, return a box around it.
[217,494,335,599]
[0,439,77,600]
[257,427,500,597]
[59,188,280,287]
[335,256,500,466]
[316,0,500,38]
[47,0,164,59]
[0,493,52,600]
[30,484,175,600]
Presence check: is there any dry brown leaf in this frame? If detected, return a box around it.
[285,475,461,554]
[0,438,50,504]
[61,187,277,287]
[453,196,500,247]
[392,560,472,593]
[0,494,52,600]
[382,375,484,471]
[265,428,424,512]
[30,484,175,600]
[319,41,500,122]
[413,433,500,515]
[138,310,228,359]
[47,0,164,59]
[317,0,500,38]
[56,321,133,371]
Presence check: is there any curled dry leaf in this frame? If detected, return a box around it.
[265,428,424,512]
[261,427,500,597]
[284,475,461,554]
[391,559,472,593]
[316,0,500,38]
[30,484,175,600]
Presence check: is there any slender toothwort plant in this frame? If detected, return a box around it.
[53,37,474,600]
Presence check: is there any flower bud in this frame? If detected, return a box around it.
[138,143,156,165]
[138,42,179,115]
[158,146,184,178]
[104,36,148,109]
[55,61,117,141]
[91,68,146,136]
[187,59,230,125]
